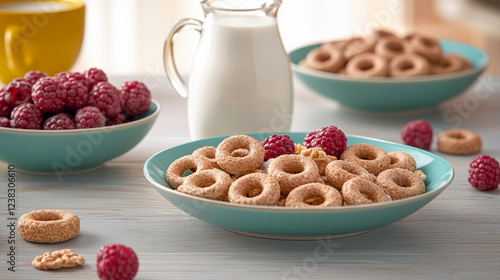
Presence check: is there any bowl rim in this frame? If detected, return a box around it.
[289,39,490,83]
[143,134,455,213]
[0,99,160,135]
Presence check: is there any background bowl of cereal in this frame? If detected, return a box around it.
[289,31,489,112]
[144,132,454,240]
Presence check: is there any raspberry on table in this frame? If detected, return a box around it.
[75,106,106,129]
[88,82,124,119]
[0,89,12,117]
[401,119,433,150]
[468,155,500,191]
[55,71,91,90]
[96,244,139,280]
[0,117,10,127]
[62,78,89,111]
[23,71,47,85]
[10,103,43,129]
[120,81,151,116]
[3,78,32,108]
[43,113,76,130]
[262,134,296,161]
[308,126,347,158]
[85,68,108,90]
[32,77,67,113]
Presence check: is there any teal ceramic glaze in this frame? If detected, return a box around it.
[0,100,160,174]
[289,40,489,112]
[144,133,454,240]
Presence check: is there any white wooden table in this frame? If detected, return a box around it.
[1,75,499,279]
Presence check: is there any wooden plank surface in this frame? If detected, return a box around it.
[1,76,499,280]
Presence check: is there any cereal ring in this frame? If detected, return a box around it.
[375,36,409,61]
[300,47,346,73]
[216,135,265,175]
[231,148,249,157]
[192,146,220,168]
[268,154,320,194]
[372,28,398,39]
[437,129,482,155]
[230,169,264,182]
[18,210,80,243]
[285,183,342,207]
[376,168,426,200]
[342,177,391,205]
[177,169,232,200]
[344,37,376,60]
[388,151,416,171]
[389,53,430,77]
[409,35,443,63]
[325,160,376,190]
[166,155,213,188]
[414,170,426,181]
[340,143,391,175]
[321,39,350,52]
[431,54,467,75]
[228,173,280,206]
[345,53,389,77]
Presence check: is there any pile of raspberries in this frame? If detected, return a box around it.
[0,68,151,130]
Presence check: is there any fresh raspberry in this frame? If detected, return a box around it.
[10,103,43,129]
[88,82,124,118]
[120,81,151,116]
[0,89,12,117]
[23,70,47,85]
[303,130,318,148]
[3,78,32,108]
[401,119,433,150]
[75,106,106,129]
[32,77,67,113]
[62,78,89,111]
[43,113,76,130]
[262,134,296,161]
[85,68,108,90]
[468,155,500,191]
[96,244,139,280]
[55,71,91,90]
[107,112,127,126]
[308,126,347,157]
[0,117,10,128]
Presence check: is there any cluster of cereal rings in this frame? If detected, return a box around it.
[300,29,471,77]
[165,135,427,208]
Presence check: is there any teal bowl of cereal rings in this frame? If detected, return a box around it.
[144,132,454,240]
[0,100,160,175]
[289,39,489,112]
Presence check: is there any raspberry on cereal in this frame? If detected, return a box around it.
[62,78,89,111]
[262,134,296,161]
[43,113,76,130]
[308,126,347,158]
[468,155,500,191]
[3,78,32,108]
[120,81,151,116]
[88,82,124,118]
[23,71,47,86]
[32,77,67,113]
[10,103,43,129]
[85,68,108,90]
[75,106,106,129]
[96,244,139,280]
[401,119,433,150]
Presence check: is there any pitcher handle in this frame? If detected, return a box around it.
[163,18,203,98]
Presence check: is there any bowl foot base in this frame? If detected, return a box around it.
[225,228,372,240]
[15,164,104,176]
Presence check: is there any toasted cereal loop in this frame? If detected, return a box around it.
[166,155,213,189]
[414,170,426,181]
[285,183,343,207]
[216,135,265,175]
[192,146,220,169]
[267,154,320,194]
[177,169,232,200]
[231,148,249,157]
[342,177,391,206]
[389,53,430,77]
[297,145,337,176]
[299,47,346,73]
[409,34,443,63]
[345,53,388,77]
[437,129,482,155]
[18,210,80,244]
[228,173,280,206]
[230,169,264,182]
[344,37,376,60]
[431,54,466,75]
[340,143,391,175]
[325,160,376,190]
[376,168,426,200]
[375,36,409,61]
[388,151,417,172]
[32,249,85,270]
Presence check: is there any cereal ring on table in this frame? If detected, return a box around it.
[388,151,416,172]
[431,54,469,75]
[285,183,342,207]
[216,135,265,175]
[166,155,213,188]
[342,177,391,205]
[325,160,376,190]
[177,169,232,200]
[300,47,346,73]
[409,34,443,63]
[437,129,482,155]
[340,143,391,175]
[228,173,280,206]
[268,154,320,194]
[192,146,220,169]
[18,210,80,243]
[376,168,426,200]
[375,36,409,61]
[345,53,389,77]
[389,53,430,77]
[344,37,376,60]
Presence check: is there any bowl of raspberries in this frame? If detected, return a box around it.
[0,68,160,175]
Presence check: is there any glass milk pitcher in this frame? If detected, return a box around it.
[164,0,293,140]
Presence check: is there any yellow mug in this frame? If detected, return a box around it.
[0,0,85,85]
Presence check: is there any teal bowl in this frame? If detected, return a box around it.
[289,40,489,112]
[0,100,160,175]
[144,133,454,240]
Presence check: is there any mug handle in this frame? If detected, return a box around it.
[4,26,29,77]
[163,18,203,98]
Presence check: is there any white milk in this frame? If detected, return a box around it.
[0,1,68,12]
[187,14,293,140]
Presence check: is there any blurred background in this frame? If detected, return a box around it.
[73,0,500,76]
